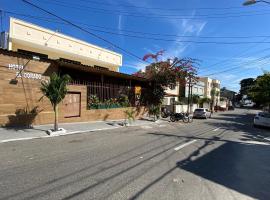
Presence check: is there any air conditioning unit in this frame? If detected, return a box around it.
[0,32,9,49]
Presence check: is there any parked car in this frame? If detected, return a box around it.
[254,112,270,128]
[214,106,226,112]
[193,108,212,119]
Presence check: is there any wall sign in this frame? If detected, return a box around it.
[7,64,43,80]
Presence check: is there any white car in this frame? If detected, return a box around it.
[254,112,270,128]
[193,108,212,119]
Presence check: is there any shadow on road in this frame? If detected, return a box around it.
[2,110,270,200]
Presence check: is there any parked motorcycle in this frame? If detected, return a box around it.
[170,112,193,123]
[161,107,172,118]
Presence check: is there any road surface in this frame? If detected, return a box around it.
[0,109,269,200]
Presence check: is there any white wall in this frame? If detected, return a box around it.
[174,104,199,113]
[9,18,122,70]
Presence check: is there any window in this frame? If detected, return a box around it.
[169,84,176,90]
[170,97,175,105]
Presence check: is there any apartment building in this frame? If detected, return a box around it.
[199,77,221,100]
[163,83,180,105]
[184,81,205,98]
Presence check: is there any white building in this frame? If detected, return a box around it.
[8,18,122,72]
[199,77,221,100]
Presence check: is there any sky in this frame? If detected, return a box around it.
[1,0,270,92]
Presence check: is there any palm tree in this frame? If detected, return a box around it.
[40,73,71,131]
[211,88,219,112]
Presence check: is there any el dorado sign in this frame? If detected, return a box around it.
[7,64,42,80]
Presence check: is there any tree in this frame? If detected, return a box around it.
[40,73,71,131]
[249,73,270,111]
[134,52,198,109]
[210,88,219,112]
[199,97,211,108]
[240,78,255,98]
[220,87,236,101]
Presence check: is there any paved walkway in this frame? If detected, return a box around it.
[0,118,164,143]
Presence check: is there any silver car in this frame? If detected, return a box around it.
[254,112,270,128]
[193,108,212,119]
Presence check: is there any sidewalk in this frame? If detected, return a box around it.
[0,118,165,143]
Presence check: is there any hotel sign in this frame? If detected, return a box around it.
[8,64,42,80]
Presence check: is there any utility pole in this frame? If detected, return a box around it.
[187,76,191,114]
[190,82,193,113]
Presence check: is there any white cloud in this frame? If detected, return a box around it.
[118,15,123,30]
[122,0,207,70]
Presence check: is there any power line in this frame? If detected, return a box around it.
[73,0,246,11]
[199,36,270,73]
[202,54,270,76]
[199,46,270,73]
[46,0,269,17]
[5,10,270,40]
[35,0,270,20]
[21,0,149,66]
[5,10,270,45]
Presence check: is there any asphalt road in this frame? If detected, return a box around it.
[0,109,269,200]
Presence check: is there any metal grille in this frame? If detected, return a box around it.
[69,80,136,105]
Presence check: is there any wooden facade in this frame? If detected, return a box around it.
[0,50,147,126]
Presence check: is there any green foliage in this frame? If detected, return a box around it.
[192,94,200,104]
[148,105,161,121]
[118,94,130,107]
[134,56,199,109]
[199,97,211,105]
[249,73,270,109]
[124,109,135,124]
[240,78,255,96]
[40,73,71,131]
[178,97,188,105]
[88,95,130,109]
[40,73,71,107]
[220,97,225,101]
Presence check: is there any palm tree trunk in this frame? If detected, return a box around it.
[53,104,59,131]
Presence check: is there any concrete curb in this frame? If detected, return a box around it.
[0,121,167,144]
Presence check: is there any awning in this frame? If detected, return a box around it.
[56,60,147,82]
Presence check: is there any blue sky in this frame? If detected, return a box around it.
[1,0,270,92]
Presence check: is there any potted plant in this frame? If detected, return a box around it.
[124,109,135,126]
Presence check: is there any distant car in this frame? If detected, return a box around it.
[193,108,212,119]
[254,112,270,128]
[215,106,226,111]
[243,102,256,108]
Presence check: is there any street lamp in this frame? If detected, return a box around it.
[243,0,270,5]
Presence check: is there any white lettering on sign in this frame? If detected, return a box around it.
[8,64,24,70]
[16,72,42,80]
[7,64,42,80]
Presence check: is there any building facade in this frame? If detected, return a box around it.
[8,18,122,72]
[0,18,147,126]
[199,77,221,100]
[163,83,180,105]
[184,81,205,98]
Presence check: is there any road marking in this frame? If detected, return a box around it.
[241,140,270,146]
[257,135,270,142]
[213,128,220,132]
[174,140,197,151]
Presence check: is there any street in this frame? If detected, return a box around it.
[0,109,269,200]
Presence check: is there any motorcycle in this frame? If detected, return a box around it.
[161,107,172,118]
[170,112,193,123]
